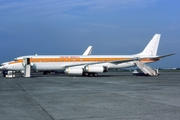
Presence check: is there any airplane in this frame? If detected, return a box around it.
[0,34,175,77]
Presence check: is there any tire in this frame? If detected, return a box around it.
[94,73,98,77]
[89,73,93,77]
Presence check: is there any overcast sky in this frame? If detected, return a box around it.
[0,0,179,68]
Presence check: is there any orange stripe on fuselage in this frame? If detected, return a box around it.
[9,57,131,64]
[8,57,160,64]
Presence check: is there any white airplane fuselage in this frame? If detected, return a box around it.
[0,34,174,76]
[1,54,157,71]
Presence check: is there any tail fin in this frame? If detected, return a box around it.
[83,46,93,55]
[138,34,161,56]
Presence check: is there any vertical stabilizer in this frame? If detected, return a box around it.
[138,34,161,56]
[83,46,93,55]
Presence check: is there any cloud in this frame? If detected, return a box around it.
[0,0,158,25]
[85,0,157,10]
[0,0,157,15]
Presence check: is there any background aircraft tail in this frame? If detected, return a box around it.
[138,34,161,56]
[83,46,93,55]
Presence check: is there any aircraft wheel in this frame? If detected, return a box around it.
[94,73,98,77]
[89,73,93,77]
[83,72,98,77]
[82,72,89,76]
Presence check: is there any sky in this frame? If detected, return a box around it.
[0,0,180,68]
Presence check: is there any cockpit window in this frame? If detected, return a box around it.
[14,58,18,61]
[0,64,5,67]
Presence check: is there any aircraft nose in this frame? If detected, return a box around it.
[0,66,4,70]
[0,62,8,70]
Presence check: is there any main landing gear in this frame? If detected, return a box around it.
[82,72,98,77]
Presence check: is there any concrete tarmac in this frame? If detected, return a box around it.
[0,72,180,120]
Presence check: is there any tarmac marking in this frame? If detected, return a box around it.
[16,82,55,120]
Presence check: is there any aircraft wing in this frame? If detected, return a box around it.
[62,53,175,68]
[62,59,136,68]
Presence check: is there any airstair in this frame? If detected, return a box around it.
[135,61,159,76]
[23,58,31,77]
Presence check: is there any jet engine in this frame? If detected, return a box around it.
[84,66,108,73]
[64,66,108,76]
[64,68,83,75]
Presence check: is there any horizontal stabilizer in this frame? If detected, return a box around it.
[149,53,175,60]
